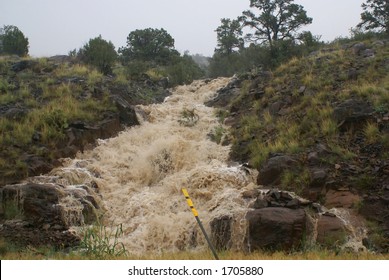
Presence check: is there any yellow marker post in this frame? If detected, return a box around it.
[182,188,219,260]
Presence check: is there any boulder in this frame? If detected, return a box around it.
[210,215,232,251]
[333,99,374,130]
[205,77,241,108]
[359,193,389,240]
[0,220,80,249]
[325,189,360,209]
[0,183,64,225]
[316,215,347,247]
[246,208,307,251]
[269,101,285,116]
[11,60,31,72]
[111,95,140,126]
[310,168,328,187]
[352,43,367,56]
[0,182,102,248]
[4,107,29,121]
[22,154,54,176]
[362,49,375,58]
[65,116,123,152]
[257,155,299,185]
[159,77,170,89]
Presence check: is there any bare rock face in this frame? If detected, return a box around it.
[0,182,102,248]
[325,189,361,209]
[246,208,307,251]
[257,155,299,186]
[316,215,347,247]
[333,99,374,130]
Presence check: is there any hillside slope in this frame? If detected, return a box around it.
[209,39,389,252]
[0,56,169,185]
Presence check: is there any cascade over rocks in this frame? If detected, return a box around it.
[316,214,347,247]
[206,40,389,252]
[0,71,382,254]
[0,180,102,248]
[0,57,171,186]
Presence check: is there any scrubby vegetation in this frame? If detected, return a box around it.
[230,38,389,168]
[1,236,388,260]
[0,57,117,182]
[1,0,389,260]
[212,36,389,252]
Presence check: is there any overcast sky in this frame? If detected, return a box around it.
[1,0,366,57]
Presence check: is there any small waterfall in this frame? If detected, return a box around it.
[329,208,368,252]
[19,78,259,255]
[10,77,369,255]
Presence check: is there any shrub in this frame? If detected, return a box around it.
[78,35,117,75]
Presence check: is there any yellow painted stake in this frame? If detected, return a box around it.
[182,188,219,260]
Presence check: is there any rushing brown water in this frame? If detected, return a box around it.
[24,78,367,255]
[44,78,257,255]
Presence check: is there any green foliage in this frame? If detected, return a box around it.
[280,169,311,195]
[215,109,229,123]
[209,52,247,78]
[78,35,117,75]
[166,54,205,85]
[209,125,227,144]
[178,108,199,127]
[357,0,389,36]
[215,18,244,55]
[241,0,313,49]
[363,121,381,143]
[0,25,29,56]
[3,200,23,220]
[0,57,120,183]
[79,223,128,259]
[119,28,179,65]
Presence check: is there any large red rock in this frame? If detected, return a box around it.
[316,215,347,247]
[246,208,307,251]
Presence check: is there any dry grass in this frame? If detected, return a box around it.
[1,246,388,260]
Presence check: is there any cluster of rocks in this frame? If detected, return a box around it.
[0,56,171,186]
[207,40,389,253]
[0,56,170,249]
[211,188,351,252]
[0,181,102,248]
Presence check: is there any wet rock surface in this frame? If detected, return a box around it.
[0,181,102,248]
[246,208,307,251]
[208,40,389,252]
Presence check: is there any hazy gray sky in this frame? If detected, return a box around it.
[1,0,365,57]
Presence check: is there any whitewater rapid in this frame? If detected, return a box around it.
[48,78,257,254]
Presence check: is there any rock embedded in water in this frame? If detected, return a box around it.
[0,182,102,248]
[210,215,233,251]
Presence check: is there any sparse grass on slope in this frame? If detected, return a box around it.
[0,58,117,183]
[228,38,389,251]
[232,38,389,171]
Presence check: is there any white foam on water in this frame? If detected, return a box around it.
[41,78,258,255]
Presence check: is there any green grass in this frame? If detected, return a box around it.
[230,37,389,198]
[1,237,388,260]
[0,57,120,182]
[79,223,128,259]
